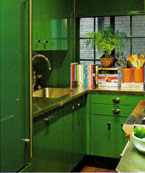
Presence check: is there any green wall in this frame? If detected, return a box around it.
[76,0,145,17]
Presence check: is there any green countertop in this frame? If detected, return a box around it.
[116,139,145,172]
[33,87,145,118]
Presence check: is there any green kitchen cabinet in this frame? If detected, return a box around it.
[91,114,116,158]
[29,107,65,172]
[74,95,86,164]
[63,95,86,171]
[32,0,68,51]
[115,116,128,158]
[90,93,143,158]
[63,101,76,171]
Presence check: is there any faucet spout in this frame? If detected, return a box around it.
[32,54,51,70]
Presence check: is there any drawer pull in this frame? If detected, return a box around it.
[72,106,75,110]
[113,109,120,114]
[112,98,120,103]
[77,103,81,107]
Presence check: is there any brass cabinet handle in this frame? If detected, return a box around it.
[72,106,75,110]
[112,97,120,103]
[44,116,55,122]
[113,109,120,114]
[77,103,81,107]
[22,139,30,143]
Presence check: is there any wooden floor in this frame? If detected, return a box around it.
[81,166,116,172]
[72,156,119,172]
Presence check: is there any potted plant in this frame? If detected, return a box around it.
[85,26,128,67]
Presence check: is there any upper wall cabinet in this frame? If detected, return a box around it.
[32,0,72,51]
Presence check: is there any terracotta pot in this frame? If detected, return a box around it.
[100,57,114,68]
[122,68,133,83]
[134,68,144,83]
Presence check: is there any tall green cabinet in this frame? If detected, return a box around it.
[0,0,30,172]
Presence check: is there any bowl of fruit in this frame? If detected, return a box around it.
[132,126,145,153]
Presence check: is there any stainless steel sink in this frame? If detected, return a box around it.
[33,87,74,98]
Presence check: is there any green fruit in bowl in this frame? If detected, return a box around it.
[134,126,145,138]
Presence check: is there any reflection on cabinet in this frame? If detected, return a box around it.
[33,18,68,51]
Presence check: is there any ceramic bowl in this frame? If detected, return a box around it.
[132,132,145,153]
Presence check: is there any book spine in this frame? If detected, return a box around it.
[76,64,80,86]
[84,64,88,88]
[81,64,84,86]
[70,64,74,88]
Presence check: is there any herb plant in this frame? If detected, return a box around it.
[85,26,128,58]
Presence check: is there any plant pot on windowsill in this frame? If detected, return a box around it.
[100,57,114,68]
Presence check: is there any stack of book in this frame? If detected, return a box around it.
[98,67,120,87]
[70,63,97,88]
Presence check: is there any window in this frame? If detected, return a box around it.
[79,15,145,65]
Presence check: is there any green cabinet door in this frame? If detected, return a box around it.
[75,95,86,164]
[115,116,128,158]
[32,0,68,51]
[29,107,64,172]
[0,0,29,172]
[91,114,116,158]
[63,101,76,171]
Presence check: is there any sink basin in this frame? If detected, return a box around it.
[33,87,74,98]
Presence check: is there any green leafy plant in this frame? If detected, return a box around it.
[85,26,128,58]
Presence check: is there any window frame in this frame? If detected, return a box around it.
[77,15,145,65]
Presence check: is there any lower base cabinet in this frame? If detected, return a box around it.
[27,107,65,172]
[26,95,86,172]
[91,114,116,158]
[91,115,128,158]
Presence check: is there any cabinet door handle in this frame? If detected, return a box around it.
[107,122,111,130]
[22,139,30,143]
[44,116,55,122]
[113,109,120,115]
[121,123,123,131]
[112,98,120,103]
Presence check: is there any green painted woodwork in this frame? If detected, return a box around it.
[85,93,91,155]
[63,95,86,171]
[32,0,74,51]
[74,96,86,164]
[91,104,135,117]
[0,0,29,172]
[90,93,142,159]
[115,116,128,158]
[91,93,144,106]
[28,107,65,172]
[91,114,116,158]
[91,114,128,158]
[63,101,76,171]
[76,0,144,17]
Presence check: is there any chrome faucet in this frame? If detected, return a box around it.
[32,54,51,90]
[32,54,51,70]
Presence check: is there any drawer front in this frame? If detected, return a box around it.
[91,93,144,105]
[91,104,135,117]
